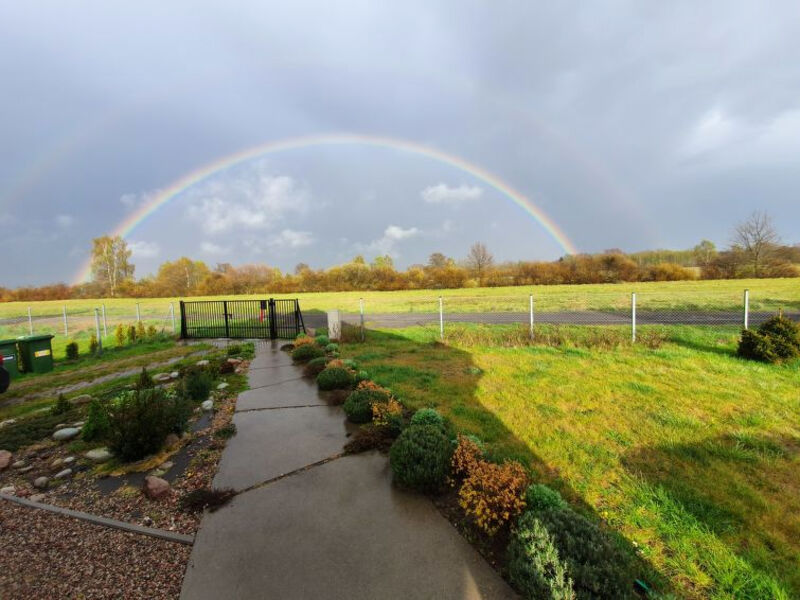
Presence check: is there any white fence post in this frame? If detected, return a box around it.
[94,308,103,353]
[359,298,365,342]
[529,293,534,340]
[743,289,750,330]
[439,296,444,341]
[136,302,141,323]
[102,304,108,338]
[631,292,637,343]
[27,306,33,335]
[63,305,68,337]
[170,302,176,333]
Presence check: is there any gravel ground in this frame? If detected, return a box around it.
[0,501,191,600]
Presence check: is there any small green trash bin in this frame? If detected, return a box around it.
[0,338,20,378]
[16,334,55,374]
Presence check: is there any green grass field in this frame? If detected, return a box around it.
[341,324,800,599]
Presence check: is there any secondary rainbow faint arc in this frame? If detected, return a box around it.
[74,133,579,284]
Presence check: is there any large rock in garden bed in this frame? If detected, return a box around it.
[53,427,80,442]
[85,447,113,463]
[0,450,12,471]
[142,476,170,500]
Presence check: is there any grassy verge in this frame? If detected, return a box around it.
[342,324,800,599]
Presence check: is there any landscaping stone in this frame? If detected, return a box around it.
[33,477,49,489]
[54,469,73,480]
[1,486,16,495]
[227,358,242,365]
[0,450,12,470]
[55,424,68,429]
[196,360,210,367]
[85,448,112,463]
[142,476,170,500]
[154,373,172,383]
[29,493,46,502]
[71,394,93,405]
[160,461,174,471]
[12,460,26,469]
[51,458,64,468]
[170,371,179,379]
[16,488,31,497]
[71,422,85,428]
[63,456,76,465]
[201,400,214,411]
[0,419,17,428]
[18,466,34,474]
[217,382,229,390]
[53,428,80,442]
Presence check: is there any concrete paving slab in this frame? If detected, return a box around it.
[246,364,307,389]
[248,347,294,370]
[236,378,328,411]
[213,406,350,491]
[183,452,516,600]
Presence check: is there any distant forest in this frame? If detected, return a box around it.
[3,213,798,301]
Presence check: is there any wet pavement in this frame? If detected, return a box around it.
[181,341,515,599]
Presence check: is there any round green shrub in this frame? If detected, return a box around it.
[292,344,325,363]
[314,334,330,347]
[65,341,79,360]
[525,484,567,513]
[535,507,634,599]
[355,370,370,383]
[737,315,800,363]
[343,389,390,424]
[342,358,358,370]
[410,408,444,429]
[325,343,339,353]
[226,344,243,356]
[316,366,355,391]
[82,398,110,442]
[304,356,328,377]
[389,424,452,492]
[508,511,576,600]
[180,369,214,402]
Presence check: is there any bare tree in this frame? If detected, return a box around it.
[466,242,494,285]
[732,212,779,277]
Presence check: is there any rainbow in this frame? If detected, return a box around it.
[74,133,578,284]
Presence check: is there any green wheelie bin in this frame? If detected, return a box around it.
[0,338,20,378]
[16,334,55,374]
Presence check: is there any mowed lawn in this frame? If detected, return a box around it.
[343,325,800,599]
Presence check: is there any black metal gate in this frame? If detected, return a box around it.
[179,299,305,339]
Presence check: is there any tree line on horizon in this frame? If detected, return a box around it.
[2,212,798,302]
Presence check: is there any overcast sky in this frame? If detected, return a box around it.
[2,1,799,286]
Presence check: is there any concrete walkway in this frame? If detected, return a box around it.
[181,342,515,600]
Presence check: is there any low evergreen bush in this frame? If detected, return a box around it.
[82,398,111,442]
[89,334,99,354]
[65,341,79,360]
[316,366,355,391]
[51,393,72,416]
[525,484,568,513]
[343,388,389,423]
[737,315,800,363]
[226,344,243,356]
[509,511,576,600]
[325,343,339,353]
[314,334,330,347]
[389,424,452,492]
[410,408,445,429]
[136,367,154,390]
[292,343,325,363]
[180,368,214,402]
[304,356,328,377]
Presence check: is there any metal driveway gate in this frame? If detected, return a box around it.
[179,299,305,339]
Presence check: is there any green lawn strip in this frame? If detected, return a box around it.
[343,325,800,599]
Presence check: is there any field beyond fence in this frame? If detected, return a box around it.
[1,278,798,356]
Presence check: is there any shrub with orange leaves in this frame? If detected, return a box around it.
[357,380,390,394]
[372,397,403,426]
[458,459,529,535]
[451,435,484,479]
[294,336,316,347]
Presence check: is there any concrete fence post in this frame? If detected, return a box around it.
[27,306,33,335]
[439,296,444,341]
[101,304,108,338]
[631,292,637,343]
[63,305,68,337]
[359,298,365,342]
[170,303,176,333]
[529,294,534,340]
[94,308,103,353]
[743,289,750,330]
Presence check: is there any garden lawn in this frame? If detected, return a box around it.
[343,325,800,600]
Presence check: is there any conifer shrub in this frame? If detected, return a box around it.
[292,343,325,363]
[737,315,800,363]
[65,341,79,360]
[316,366,355,391]
[389,424,452,492]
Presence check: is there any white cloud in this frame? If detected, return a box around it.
[120,189,160,210]
[421,183,483,204]
[186,165,310,235]
[268,229,314,248]
[358,225,420,256]
[56,214,74,228]
[200,241,230,256]
[128,240,160,258]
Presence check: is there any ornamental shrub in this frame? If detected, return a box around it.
[89,333,99,355]
[342,358,358,370]
[292,343,325,363]
[304,356,328,378]
[410,408,444,429]
[136,320,146,341]
[136,367,154,390]
[343,389,382,423]
[114,323,126,346]
[355,370,370,383]
[452,434,484,479]
[458,459,528,535]
[226,344,243,356]
[389,424,452,492]
[525,484,568,513]
[180,368,214,402]
[146,324,158,339]
[317,366,355,391]
[82,398,111,442]
[537,506,635,599]
[65,341,79,360]
[325,343,339,353]
[509,511,576,600]
[51,393,72,416]
[294,335,316,347]
[314,334,330,347]
[737,315,800,363]
[107,388,186,461]
[127,324,137,344]
[372,397,403,432]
